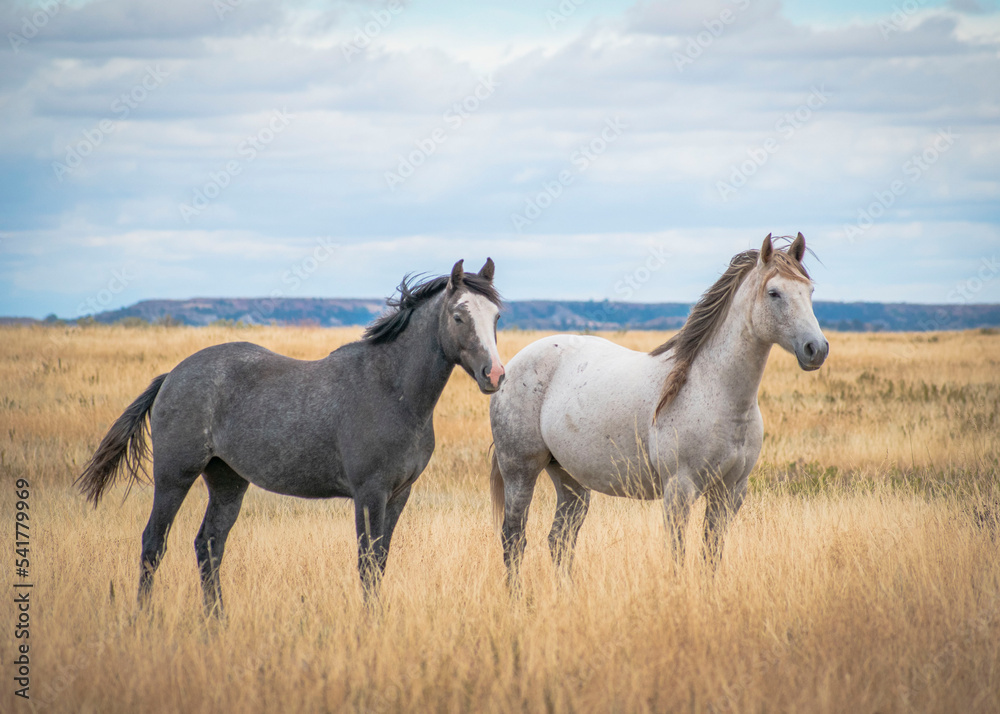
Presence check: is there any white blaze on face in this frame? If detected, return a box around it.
[457,293,504,387]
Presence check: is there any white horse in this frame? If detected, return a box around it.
[489,234,829,587]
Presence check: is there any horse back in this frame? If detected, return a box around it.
[492,335,665,497]
[148,340,403,498]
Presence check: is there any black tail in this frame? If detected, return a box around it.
[77,374,168,506]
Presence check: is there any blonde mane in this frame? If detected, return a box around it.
[651,244,810,416]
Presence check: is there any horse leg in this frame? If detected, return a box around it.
[661,471,698,566]
[353,487,389,601]
[195,459,249,618]
[377,484,412,575]
[500,461,543,596]
[703,475,747,567]
[138,461,200,607]
[545,464,591,579]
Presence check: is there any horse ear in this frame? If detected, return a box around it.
[448,259,465,291]
[790,232,806,263]
[478,257,495,282]
[759,234,774,265]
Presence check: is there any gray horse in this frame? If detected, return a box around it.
[78,259,504,614]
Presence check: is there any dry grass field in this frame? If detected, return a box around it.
[1,324,998,713]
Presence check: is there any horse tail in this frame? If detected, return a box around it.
[489,444,505,535]
[77,374,168,506]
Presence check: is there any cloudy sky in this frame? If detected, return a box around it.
[1,0,998,319]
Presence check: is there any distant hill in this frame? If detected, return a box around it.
[86,297,385,328]
[3,298,999,332]
[812,302,1000,332]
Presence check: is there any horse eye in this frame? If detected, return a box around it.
[768,290,780,299]
[453,314,463,323]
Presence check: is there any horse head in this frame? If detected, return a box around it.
[440,258,506,393]
[750,233,829,371]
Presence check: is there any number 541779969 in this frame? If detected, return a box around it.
[15,478,30,570]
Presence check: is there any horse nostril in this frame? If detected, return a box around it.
[804,341,816,359]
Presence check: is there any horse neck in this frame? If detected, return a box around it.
[690,270,772,415]
[376,292,454,420]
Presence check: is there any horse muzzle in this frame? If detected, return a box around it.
[477,363,505,394]
[796,338,829,371]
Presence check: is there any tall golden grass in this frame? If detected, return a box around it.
[1,324,998,713]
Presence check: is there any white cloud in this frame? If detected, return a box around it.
[1,0,999,317]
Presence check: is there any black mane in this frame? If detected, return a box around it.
[363,272,502,344]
